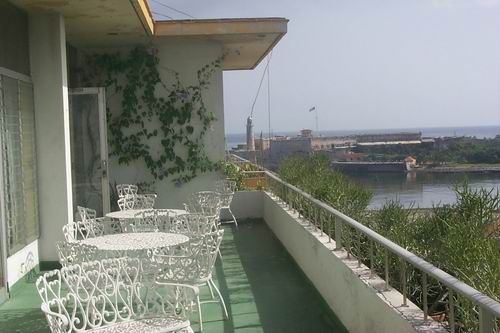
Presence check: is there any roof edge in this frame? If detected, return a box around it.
[154,17,288,36]
[155,17,289,24]
[130,0,154,35]
[249,31,286,70]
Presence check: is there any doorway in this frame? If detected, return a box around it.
[69,88,110,218]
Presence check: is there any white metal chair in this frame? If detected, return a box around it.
[184,191,222,227]
[62,220,104,242]
[136,193,157,209]
[94,216,123,235]
[153,230,226,332]
[116,184,138,198]
[169,213,216,237]
[132,209,159,233]
[36,257,198,333]
[215,180,238,227]
[156,209,177,232]
[117,194,137,211]
[77,206,97,222]
[56,241,98,267]
[118,194,157,210]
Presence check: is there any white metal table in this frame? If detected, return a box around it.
[106,209,187,219]
[80,232,189,252]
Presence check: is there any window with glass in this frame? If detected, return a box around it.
[0,73,39,255]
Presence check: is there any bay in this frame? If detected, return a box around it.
[346,171,500,209]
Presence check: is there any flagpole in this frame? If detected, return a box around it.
[308,106,319,135]
[315,108,319,134]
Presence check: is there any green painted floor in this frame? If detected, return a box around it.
[0,219,347,333]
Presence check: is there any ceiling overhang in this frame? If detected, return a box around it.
[9,0,288,70]
[10,0,154,45]
[154,18,288,70]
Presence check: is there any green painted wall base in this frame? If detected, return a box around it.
[39,261,61,271]
[8,264,39,296]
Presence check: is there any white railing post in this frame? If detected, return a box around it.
[479,307,494,333]
[335,217,342,250]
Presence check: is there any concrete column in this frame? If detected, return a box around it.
[29,14,73,262]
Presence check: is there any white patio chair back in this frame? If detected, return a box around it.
[136,193,157,209]
[116,184,138,198]
[156,209,177,232]
[184,191,221,222]
[76,206,97,221]
[56,241,98,267]
[62,220,104,242]
[118,194,157,210]
[36,258,197,333]
[198,230,224,278]
[215,180,238,227]
[215,180,236,208]
[170,213,215,237]
[95,216,123,235]
[132,209,159,233]
[117,194,137,211]
[153,229,223,283]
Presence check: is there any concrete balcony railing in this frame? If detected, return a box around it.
[228,154,500,333]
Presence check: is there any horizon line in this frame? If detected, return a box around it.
[224,124,500,136]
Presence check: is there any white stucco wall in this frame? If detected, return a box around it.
[29,14,73,261]
[221,191,263,221]
[7,239,38,287]
[261,192,446,333]
[105,40,225,209]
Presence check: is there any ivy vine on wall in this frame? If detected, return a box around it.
[82,47,222,183]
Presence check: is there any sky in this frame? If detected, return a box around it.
[149,0,500,135]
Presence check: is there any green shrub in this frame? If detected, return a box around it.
[278,154,372,219]
[370,184,500,332]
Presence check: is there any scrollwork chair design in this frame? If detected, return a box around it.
[116,184,138,198]
[36,257,198,333]
[153,230,226,332]
[156,209,177,232]
[169,213,216,237]
[77,206,97,222]
[137,194,157,209]
[117,195,137,211]
[56,241,98,267]
[184,191,222,227]
[132,209,159,233]
[62,221,105,242]
[118,194,157,211]
[215,180,238,227]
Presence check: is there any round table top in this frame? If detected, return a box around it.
[80,232,189,251]
[106,209,187,219]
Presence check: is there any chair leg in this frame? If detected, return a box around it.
[197,294,203,332]
[217,249,223,262]
[206,280,215,299]
[229,207,238,228]
[209,278,228,319]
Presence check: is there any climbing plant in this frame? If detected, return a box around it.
[82,47,221,183]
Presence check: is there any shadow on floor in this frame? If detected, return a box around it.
[0,274,48,333]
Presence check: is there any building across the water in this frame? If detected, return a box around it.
[232,129,423,170]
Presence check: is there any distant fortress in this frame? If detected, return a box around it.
[232,128,428,170]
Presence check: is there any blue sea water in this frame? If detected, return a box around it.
[225,125,500,149]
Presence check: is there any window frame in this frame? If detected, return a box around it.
[0,66,39,256]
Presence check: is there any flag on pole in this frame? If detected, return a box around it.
[309,106,316,112]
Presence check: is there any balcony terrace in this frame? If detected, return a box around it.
[0,219,347,333]
[1,154,499,333]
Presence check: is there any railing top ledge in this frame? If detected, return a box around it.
[231,155,500,317]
